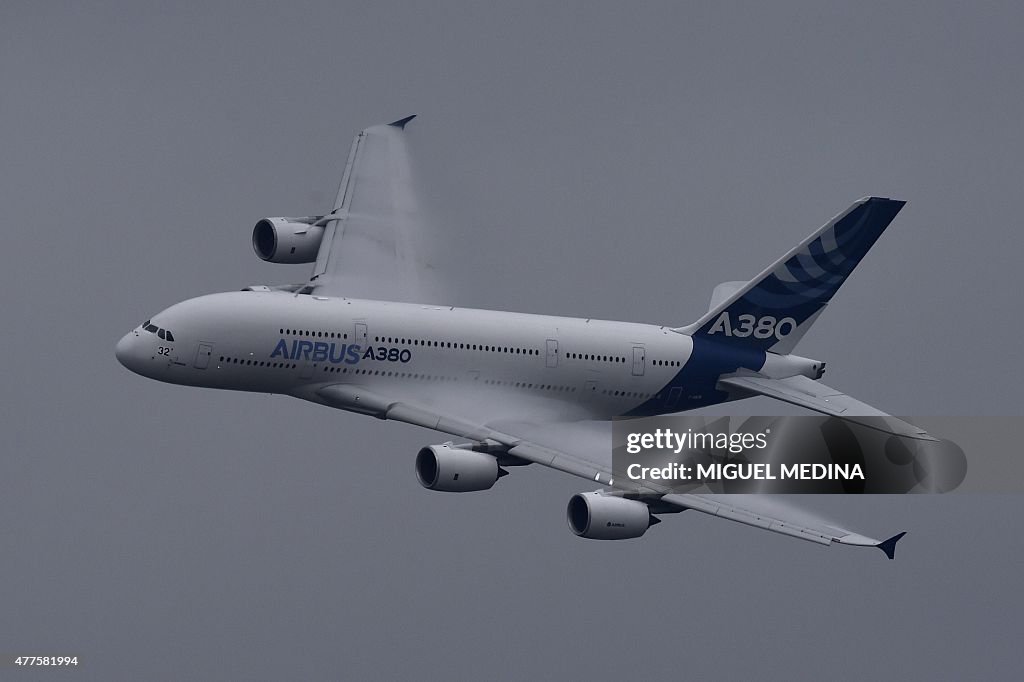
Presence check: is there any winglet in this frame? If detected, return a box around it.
[876,532,907,560]
[388,114,417,130]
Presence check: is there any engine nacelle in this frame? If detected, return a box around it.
[252,217,325,264]
[416,444,504,493]
[566,492,654,540]
[758,352,826,380]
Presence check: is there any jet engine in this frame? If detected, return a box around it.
[252,217,325,264]
[758,352,826,381]
[416,444,506,492]
[566,492,657,540]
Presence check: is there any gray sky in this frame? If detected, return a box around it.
[2,2,1022,679]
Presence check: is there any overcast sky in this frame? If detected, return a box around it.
[2,2,1022,680]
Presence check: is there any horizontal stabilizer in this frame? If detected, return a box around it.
[708,281,746,313]
[718,375,936,441]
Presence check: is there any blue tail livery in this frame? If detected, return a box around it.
[677,197,906,353]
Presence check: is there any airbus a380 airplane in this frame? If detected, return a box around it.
[117,116,917,559]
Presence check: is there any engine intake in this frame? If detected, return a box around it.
[566,492,656,540]
[416,445,506,493]
[252,217,325,264]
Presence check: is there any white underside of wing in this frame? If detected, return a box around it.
[312,382,892,551]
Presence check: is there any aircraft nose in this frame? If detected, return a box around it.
[115,332,137,372]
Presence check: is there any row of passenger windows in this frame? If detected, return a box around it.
[564,352,680,368]
[566,352,624,363]
[141,320,175,342]
[484,379,576,392]
[602,389,653,399]
[321,366,574,396]
[220,356,297,369]
[277,328,543,357]
[375,336,539,355]
[323,366,457,381]
[280,328,348,339]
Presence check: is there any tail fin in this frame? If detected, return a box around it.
[676,197,906,353]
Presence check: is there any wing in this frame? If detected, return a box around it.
[718,375,936,440]
[308,115,442,302]
[314,383,906,558]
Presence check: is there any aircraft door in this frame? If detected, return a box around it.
[354,322,368,346]
[545,339,559,368]
[632,345,646,376]
[194,343,213,369]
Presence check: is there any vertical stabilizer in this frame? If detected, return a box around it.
[676,197,906,353]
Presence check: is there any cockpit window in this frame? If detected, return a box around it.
[141,320,174,340]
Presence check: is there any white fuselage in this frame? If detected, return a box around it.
[115,291,721,419]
